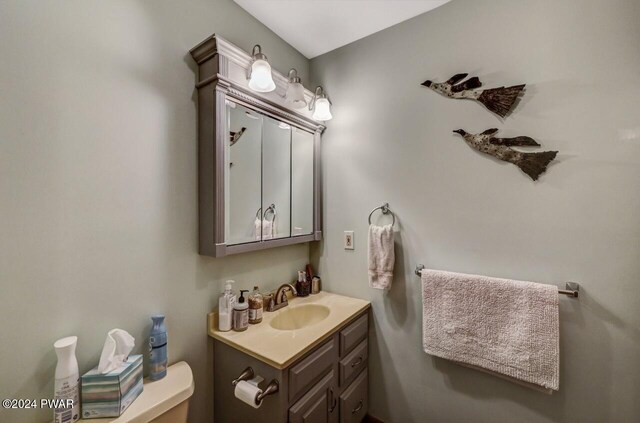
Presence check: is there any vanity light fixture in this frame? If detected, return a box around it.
[309,86,332,121]
[284,69,307,109]
[247,45,276,93]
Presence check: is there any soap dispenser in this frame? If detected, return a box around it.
[218,280,236,332]
[232,290,249,332]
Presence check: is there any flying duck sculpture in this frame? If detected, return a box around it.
[453,128,557,181]
[422,73,525,118]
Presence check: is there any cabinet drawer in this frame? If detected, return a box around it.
[339,314,368,356]
[339,339,367,387]
[339,369,368,423]
[289,337,338,402]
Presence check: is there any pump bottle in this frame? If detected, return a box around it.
[218,280,236,331]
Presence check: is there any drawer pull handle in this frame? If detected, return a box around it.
[351,357,363,368]
[329,387,337,413]
[352,399,364,414]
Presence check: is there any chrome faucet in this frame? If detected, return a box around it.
[267,283,297,312]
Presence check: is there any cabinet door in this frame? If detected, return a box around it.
[262,115,291,240]
[225,102,263,245]
[291,127,314,236]
[289,370,339,423]
[339,369,368,423]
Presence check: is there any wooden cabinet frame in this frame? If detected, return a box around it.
[190,34,325,257]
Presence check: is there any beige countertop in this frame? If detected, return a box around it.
[208,291,371,369]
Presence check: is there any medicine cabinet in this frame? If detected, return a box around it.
[190,35,324,257]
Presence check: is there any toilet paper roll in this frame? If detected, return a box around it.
[234,380,263,409]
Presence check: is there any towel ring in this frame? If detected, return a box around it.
[256,204,277,221]
[368,202,395,226]
[264,204,276,222]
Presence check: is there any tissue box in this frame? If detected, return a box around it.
[81,354,143,419]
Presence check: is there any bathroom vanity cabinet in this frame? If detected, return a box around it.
[189,34,325,257]
[212,310,370,423]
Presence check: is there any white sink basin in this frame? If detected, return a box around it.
[270,304,331,331]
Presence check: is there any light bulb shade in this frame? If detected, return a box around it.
[285,82,307,109]
[248,59,276,92]
[312,97,332,121]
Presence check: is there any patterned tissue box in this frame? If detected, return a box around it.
[81,354,143,419]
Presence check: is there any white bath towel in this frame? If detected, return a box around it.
[368,224,395,289]
[421,269,559,392]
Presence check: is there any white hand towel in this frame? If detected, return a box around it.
[368,224,395,289]
[254,218,275,240]
[421,269,559,392]
[254,218,262,240]
[262,219,273,240]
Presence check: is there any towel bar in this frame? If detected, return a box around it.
[414,264,579,298]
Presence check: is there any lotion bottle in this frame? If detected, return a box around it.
[218,280,236,332]
[232,290,249,331]
[53,336,80,423]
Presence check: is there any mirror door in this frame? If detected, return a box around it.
[291,127,314,236]
[224,100,316,248]
[262,116,292,240]
[225,102,262,245]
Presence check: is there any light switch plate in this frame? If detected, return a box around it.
[344,231,354,250]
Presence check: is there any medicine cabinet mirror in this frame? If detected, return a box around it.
[190,34,324,257]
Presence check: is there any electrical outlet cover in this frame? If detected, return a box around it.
[344,231,354,250]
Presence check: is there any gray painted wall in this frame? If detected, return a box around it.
[0,1,310,422]
[310,0,640,422]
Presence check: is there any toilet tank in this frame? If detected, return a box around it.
[77,361,194,423]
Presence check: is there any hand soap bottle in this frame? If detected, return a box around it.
[218,280,236,332]
[232,290,249,331]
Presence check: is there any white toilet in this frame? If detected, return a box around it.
[79,361,194,423]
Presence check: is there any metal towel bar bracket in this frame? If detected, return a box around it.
[414,264,579,298]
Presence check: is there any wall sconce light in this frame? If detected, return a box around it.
[284,69,307,109]
[247,45,276,93]
[309,86,332,121]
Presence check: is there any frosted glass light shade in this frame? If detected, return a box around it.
[312,97,332,121]
[286,82,307,109]
[248,59,276,93]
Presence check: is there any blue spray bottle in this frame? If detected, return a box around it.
[149,315,167,380]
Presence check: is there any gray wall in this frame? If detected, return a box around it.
[310,0,640,422]
[0,1,310,422]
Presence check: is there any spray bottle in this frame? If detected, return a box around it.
[149,315,168,380]
[53,336,80,423]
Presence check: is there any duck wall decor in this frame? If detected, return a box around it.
[453,128,557,181]
[421,73,525,118]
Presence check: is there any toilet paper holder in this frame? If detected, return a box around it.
[232,367,255,386]
[232,366,280,406]
[255,380,279,406]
